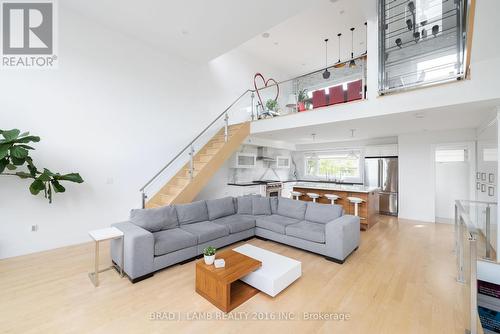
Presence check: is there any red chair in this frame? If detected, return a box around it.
[312,90,327,109]
[347,80,363,102]
[328,85,345,105]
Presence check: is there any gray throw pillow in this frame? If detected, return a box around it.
[237,196,253,215]
[130,205,178,232]
[206,197,236,220]
[270,197,278,214]
[175,200,209,225]
[252,197,272,215]
[277,197,307,220]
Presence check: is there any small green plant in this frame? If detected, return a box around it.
[0,128,84,203]
[203,246,216,256]
[265,99,278,112]
[297,89,308,102]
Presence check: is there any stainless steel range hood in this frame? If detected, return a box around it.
[257,147,275,161]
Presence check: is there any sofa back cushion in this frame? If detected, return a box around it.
[277,197,307,220]
[130,205,178,232]
[175,200,209,225]
[270,197,278,214]
[252,197,272,215]
[305,202,343,224]
[236,195,254,215]
[206,197,236,220]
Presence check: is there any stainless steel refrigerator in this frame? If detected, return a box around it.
[364,157,398,216]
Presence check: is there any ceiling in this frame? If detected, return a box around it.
[239,0,370,77]
[251,100,499,145]
[62,0,322,63]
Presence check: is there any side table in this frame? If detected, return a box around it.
[88,227,124,287]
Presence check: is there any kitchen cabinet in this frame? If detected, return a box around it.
[275,156,291,169]
[231,153,257,168]
[365,144,398,157]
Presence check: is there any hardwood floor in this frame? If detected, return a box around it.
[0,216,466,333]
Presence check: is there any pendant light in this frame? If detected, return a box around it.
[337,33,342,63]
[363,22,367,55]
[322,38,330,79]
[349,27,356,68]
[334,33,345,68]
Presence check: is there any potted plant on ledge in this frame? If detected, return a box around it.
[203,246,216,265]
[297,89,308,112]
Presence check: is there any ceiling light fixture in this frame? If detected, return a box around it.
[350,129,356,138]
[262,32,270,38]
[312,133,316,142]
[363,22,367,55]
[349,28,356,68]
[337,33,342,63]
[322,38,331,79]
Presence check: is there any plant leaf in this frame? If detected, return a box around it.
[6,164,16,170]
[17,144,35,150]
[15,136,40,144]
[29,179,45,195]
[54,173,84,183]
[10,156,26,166]
[2,129,20,141]
[10,146,28,159]
[0,144,9,160]
[51,180,65,193]
[0,158,8,173]
[15,171,32,179]
[38,169,52,182]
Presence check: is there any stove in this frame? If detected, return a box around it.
[264,182,283,197]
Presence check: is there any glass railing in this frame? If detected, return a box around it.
[252,56,367,120]
[455,200,498,334]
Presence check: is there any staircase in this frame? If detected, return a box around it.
[145,122,250,208]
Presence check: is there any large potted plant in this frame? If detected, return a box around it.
[0,128,84,203]
[297,89,308,112]
[203,246,216,265]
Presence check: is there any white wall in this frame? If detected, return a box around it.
[0,8,285,259]
[398,129,476,222]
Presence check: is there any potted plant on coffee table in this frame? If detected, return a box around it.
[203,246,216,265]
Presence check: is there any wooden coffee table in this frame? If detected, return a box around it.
[195,249,262,313]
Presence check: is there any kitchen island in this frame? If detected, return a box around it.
[292,183,380,230]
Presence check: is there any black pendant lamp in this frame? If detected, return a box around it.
[322,38,331,79]
[363,22,367,55]
[337,33,342,63]
[349,27,356,68]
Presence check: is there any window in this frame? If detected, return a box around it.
[435,149,467,162]
[304,150,362,181]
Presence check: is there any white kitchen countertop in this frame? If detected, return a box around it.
[293,182,380,193]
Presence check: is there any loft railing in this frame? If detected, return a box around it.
[139,55,367,207]
[455,199,498,334]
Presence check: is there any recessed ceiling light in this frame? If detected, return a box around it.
[181,29,189,35]
[262,32,270,38]
[415,113,425,119]
[274,42,279,45]
[339,9,345,15]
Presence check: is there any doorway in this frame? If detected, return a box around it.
[434,144,474,223]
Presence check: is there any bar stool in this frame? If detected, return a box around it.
[324,194,340,205]
[347,197,364,216]
[290,191,302,200]
[307,193,320,203]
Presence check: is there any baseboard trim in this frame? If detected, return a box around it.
[130,273,154,284]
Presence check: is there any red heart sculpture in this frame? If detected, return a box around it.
[254,73,280,112]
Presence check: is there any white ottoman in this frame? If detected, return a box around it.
[233,244,302,297]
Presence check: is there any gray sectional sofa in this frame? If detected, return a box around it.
[111,196,360,282]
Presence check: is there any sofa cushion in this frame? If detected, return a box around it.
[180,221,229,243]
[305,202,343,224]
[175,200,209,225]
[286,221,326,243]
[252,197,272,215]
[277,197,307,220]
[129,205,178,232]
[236,196,253,215]
[206,197,236,220]
[211,214,256,234]
[256,214,300,234]
[270,197,278,214]
[153,228,197,256]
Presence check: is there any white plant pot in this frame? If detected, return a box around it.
[204,255,215,265]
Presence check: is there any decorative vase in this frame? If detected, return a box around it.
[298,102,306,112]
[204,255,215,265]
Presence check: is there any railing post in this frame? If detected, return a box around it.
[454,203,458,254]
[469,235,478,334]
[485,204,491,259]
[189,145,194,180]
[224,112,229,143]
[457,217,466,283]
[251,93,255,121]
[141,192,147,209]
